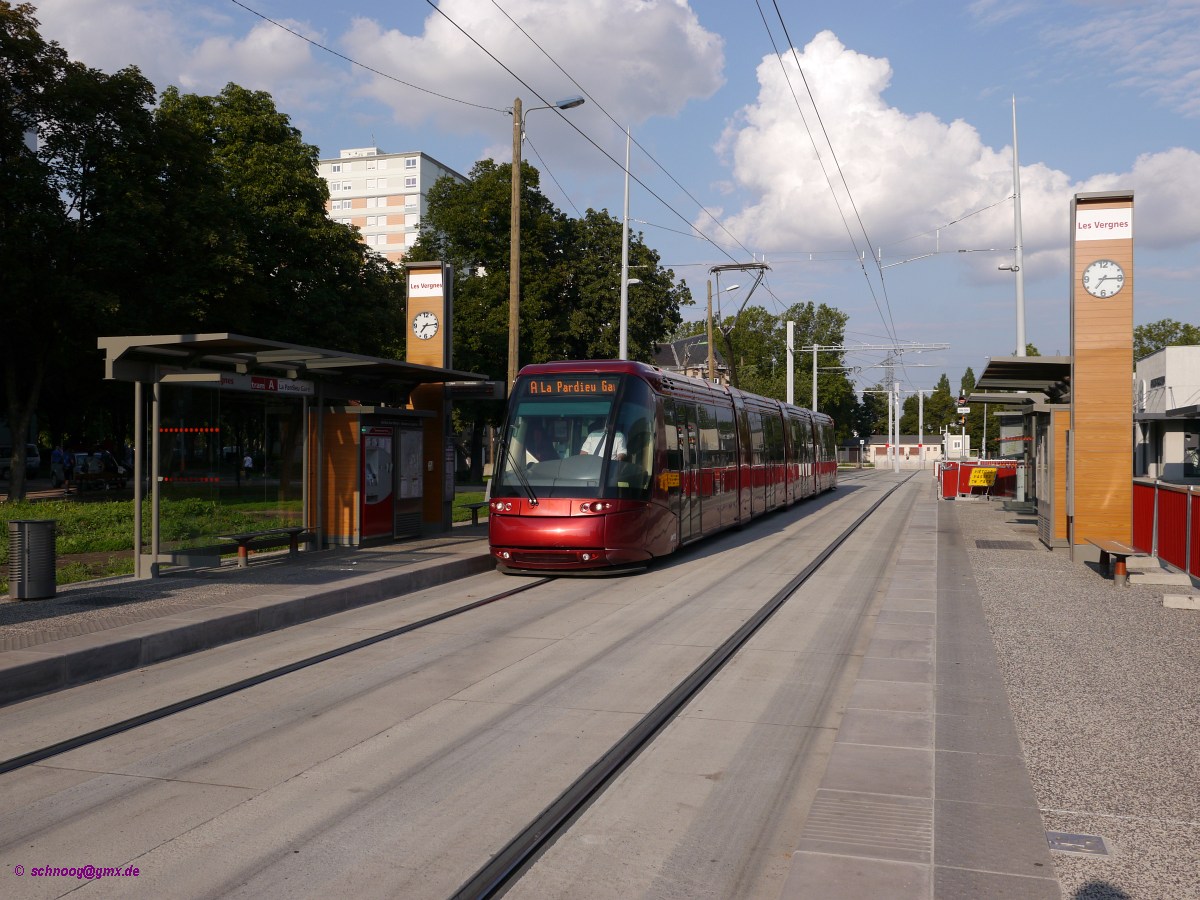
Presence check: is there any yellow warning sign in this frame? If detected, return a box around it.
[658,472,681,490]
[968,468,997,487]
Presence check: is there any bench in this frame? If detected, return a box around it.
[463,501,489,526]
[1088,539,1144,587]
[219,526,312,567]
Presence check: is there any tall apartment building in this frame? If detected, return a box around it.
[318,147,466,264]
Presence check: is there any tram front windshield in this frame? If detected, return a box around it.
[493,374,655,501]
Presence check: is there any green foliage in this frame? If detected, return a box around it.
[1134,318,1200,360]
[899,372,956,436]
[1,6,408,500]
[0,496,303,592]
[409,159,691,478]
[409,160,690,379]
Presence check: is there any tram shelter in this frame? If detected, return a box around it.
[973,355,1072,547]
[98,333,491,578]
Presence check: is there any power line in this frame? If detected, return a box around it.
[754,0,899,348]
[483,0,759,264]
[227,0,508,114]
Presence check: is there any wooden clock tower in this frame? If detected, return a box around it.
[1069,191,1134,551]
[405,261,453,368]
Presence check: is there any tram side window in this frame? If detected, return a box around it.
[763,412,784,465]
[790,416,809,464]
[608,382,655,495]
[663,401,680,473]
[697,403,724,468]
[749,412,766,465]
[717,405,737,467]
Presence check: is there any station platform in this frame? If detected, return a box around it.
[0,523,494,707]
[1,483,1196,897]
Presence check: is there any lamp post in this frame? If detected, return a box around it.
[619,126,632,360]
[508,95,585,393]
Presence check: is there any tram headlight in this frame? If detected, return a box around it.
[580,501,613,513]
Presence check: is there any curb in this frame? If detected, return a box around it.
[0,553,495,707]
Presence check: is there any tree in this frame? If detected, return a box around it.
[1134,318,1200,360]
[154,84,405,354]
[565,208,688,361]
[901,373,955,435]
[856,384,890,438]
[1,2,159,498]
[1,5,408,498]
[409,161,690,480]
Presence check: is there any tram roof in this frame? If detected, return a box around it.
[975,355,1071,402]
[98,333,487,405]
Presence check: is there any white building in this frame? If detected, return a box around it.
[1135,345,1200,483]
[317,147,466,264]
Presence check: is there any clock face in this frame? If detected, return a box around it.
[412,310,439,340]
[1082,259,1125,298]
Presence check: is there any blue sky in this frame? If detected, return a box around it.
[31,0,1200,394]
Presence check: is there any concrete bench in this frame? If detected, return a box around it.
[219,526,312,567]
[463,501,489,526]
[1088,539,1144,587]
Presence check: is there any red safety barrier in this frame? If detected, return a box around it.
[940,462,958,499]
[937,460,1022,500]
[1156,487,1188,571]
[1132,482,1156,553]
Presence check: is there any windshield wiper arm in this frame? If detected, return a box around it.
[502,446,539,506]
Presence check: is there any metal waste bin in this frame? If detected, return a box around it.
[9,519,56,599]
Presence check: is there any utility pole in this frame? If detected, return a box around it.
[507,97,522,393]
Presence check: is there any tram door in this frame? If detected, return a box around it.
[668,401,702,543]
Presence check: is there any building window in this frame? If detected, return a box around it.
[341,181,352,192]
[376,215,386,226]
[378,158,388,170]
[404,176,417,189]
[366,160,376,170]
[377,177,387,189]
[405,157,417,169]
[331,163,342,173]
[366,178,377,189]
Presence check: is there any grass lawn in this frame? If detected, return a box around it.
[2,493,489,594]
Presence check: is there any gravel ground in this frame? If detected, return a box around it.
[950,500,1200,900]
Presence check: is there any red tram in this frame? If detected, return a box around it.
[488,360,837,573]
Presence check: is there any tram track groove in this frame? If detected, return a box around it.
[451,471,916,900]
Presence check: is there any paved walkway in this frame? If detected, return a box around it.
[2,485,1197,898]
[0,524,493,704]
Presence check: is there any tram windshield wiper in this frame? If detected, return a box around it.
[502,445,539,506]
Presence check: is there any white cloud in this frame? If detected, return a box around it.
[33,0,186,82]
[710,31,1200,282]
[33,0,342,111]
[340,0,725,149]
[1043,1,1200,118]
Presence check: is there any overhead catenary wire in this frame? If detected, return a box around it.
[227,0,508,113]
[481,0,761,264]
[230,0,750,268]
[755,0,899,348]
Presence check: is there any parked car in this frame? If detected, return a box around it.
[0,444,41,479]
[70,450,128,490]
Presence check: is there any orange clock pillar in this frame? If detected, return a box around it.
[1069,191,1134,552]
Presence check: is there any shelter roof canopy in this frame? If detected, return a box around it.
[98,333,488,405]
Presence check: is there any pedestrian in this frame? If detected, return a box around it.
[242,452,253,480]
[51,445,65,488]
[63,449,74,493]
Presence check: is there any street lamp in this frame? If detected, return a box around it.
[508,95,585,393]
